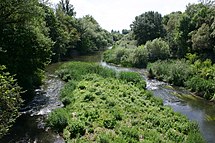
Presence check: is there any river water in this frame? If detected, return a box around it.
[1,52,215,143]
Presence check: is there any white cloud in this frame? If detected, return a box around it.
[50,0,198,32]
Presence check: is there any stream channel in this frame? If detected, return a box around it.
[0,52,215,143]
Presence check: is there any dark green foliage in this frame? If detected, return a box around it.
[76,15,113,54]
[46,61,204,142]
[67,120,85,138]
[0,0,52,95]
[131,11,165,45]
[59,0,76,16]
[163,3,215,59]
[0,66,23,138]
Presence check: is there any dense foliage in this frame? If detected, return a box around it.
[0,66,22,138]
[103,38,170,67]
[47,62,204,142]
[148,56,215,100]
[131,11,165,45]
[0,0,53,95]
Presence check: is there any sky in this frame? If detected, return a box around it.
[50,0,198,32]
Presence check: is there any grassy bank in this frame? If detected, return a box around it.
[47,62,204,142]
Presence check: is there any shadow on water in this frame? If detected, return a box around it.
[0,73,65,143]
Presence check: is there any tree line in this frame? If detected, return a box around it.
[104,1,215,100]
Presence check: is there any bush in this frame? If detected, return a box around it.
[148,59,193,86]
[103,38,170,68]
[129,45,148,68]
[185,76,215,99]
[46,108,68,132]
[118,71,146,89]
[67,119,85,138]
[0,66,23,138]
[144,38,171,62]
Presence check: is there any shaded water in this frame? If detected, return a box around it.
[0,71,65,143]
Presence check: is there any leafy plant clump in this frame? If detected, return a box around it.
[46,62,204,142]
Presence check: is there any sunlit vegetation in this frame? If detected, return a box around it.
[0,66,23,138]
[148,54,215,100]
[103,38,170,67]
[47,62,204,142]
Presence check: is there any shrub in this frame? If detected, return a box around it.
[185,76,215,99]
[0,66,22,138]
[145,38,171,62]
[46,108,68,132]
[118,71,146,89]
[129,45,148,68]
[148,59,193,86]
[67,119,85,138]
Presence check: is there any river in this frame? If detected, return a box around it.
[1,52,215,143]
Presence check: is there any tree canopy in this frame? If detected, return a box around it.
[131,11,165,45]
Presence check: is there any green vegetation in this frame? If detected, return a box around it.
[0,0,113,96]
[47,61,204,142]
[103,1,215,101]
[0,66,23,138]
[103,38,170,67]
[131,11,165,45]
[148,55,215,100]
[0,0,112,137]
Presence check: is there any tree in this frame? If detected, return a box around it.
[0,66,22,138]
[0,0,53,97]
[41,3,79,62]
[59,0,76,17]
[76,15,112,54]
[163,12,183,57]
[131,11,165,45]
[191,23,211,51]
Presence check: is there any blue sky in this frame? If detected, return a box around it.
[50,0,198,31]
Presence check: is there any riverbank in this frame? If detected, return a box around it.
[46,61,204,142]
[103,47,215,101]
[147,59,215,101]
